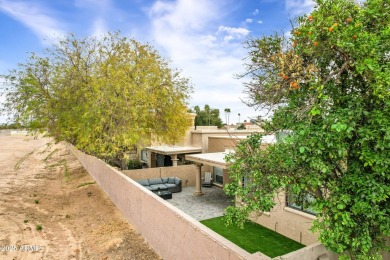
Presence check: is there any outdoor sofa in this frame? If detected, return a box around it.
[136,177,182,193]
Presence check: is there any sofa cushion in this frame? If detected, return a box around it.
[150,184,168,190]
[144,186,153,191]
[164,183,176,188]
[168,177,176,184]
[149,178,163,185]
[174,177,181,185]
[162,177,169,183]
[137,179,149,186]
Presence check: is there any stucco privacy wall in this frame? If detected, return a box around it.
[68,145,268,260]
[274,242,337,260]
[249,191,318,245]
[121,164,197,187]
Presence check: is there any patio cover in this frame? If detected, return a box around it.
[185,151,231,169]
[145,145,202,155]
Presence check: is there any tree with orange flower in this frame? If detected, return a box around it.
[226,0,389,259]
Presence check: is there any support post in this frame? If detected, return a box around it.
[171,154,179,167]
[194,163,203,196]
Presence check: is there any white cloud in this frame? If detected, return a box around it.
[285,0,315,16]
[223,35,234,42]
[147,0,257,123]
[92,17,108,38]
[258,20,263,24]
[0,77,9,123]
[252,8,259,15]
[217,26,250,37]
[0,0,66,43]
[149,0,216,32]
[74,0,120,37]
[245,18,253,24]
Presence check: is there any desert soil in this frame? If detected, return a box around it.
[0,134,160,260]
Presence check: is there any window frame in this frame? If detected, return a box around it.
[285,188,317,216]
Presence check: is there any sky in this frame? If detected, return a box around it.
[0,0,315,124]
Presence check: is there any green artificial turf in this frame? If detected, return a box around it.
[200,216,305,258]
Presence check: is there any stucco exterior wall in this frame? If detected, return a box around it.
[122,164,197,187]
[208,136,240,153]
[249,191,318,246]
[191,129,262,153]
[69,145,266,260]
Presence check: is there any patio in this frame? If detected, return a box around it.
[167,186,234,221]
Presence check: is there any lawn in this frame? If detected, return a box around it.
[200,216,305,258]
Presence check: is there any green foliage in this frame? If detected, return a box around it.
[1,32,192,168]
[201,216,304,257]
[127,159,143,170]
[192,105,223,128]
[0,123,22,129]
[237,123,246,130]
[226,0,389,258]
[35,224,43,231]
[76,182,96,188]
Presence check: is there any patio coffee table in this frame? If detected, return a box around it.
[155,190,172,200]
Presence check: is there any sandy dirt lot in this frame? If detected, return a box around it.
[0,134,160,259]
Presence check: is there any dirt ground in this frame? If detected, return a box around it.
[0,134,160,260]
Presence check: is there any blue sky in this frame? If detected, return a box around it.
[0,0,315,124]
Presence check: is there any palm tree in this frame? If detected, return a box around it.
[224,108,231,125]
[205,105,211,125]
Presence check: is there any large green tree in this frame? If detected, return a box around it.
[225,0,389,259]
[192,105,223,128]
[1,32,192,169]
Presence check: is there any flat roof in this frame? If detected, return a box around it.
[185,152,231,169]
[208,134,277,143]
[145,145,202,155]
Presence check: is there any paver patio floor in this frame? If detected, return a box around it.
[167,186,234,221]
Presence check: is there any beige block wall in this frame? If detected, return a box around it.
[122,165,197,187]
[68,145,262,260]
[122,167,159,180]
[208,137,239,153]
[249,191,318,246]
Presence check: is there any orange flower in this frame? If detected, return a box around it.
[308,31,312,35]
[290,82,299,90]
[308,15,313,21]
[353,35,357,39]
[314,41,318,46]
[346,17,352,23]
[329,27,333,32]
[284,75,289,80]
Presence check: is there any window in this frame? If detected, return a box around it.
[286,188,317,215]
[213,167,223,184]
[241,176,250,188]
[141,149,148,162]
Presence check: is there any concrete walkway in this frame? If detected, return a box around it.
[168,186,234,221]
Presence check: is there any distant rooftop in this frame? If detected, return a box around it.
[145,145,202,155]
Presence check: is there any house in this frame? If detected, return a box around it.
[140,113,318,246]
